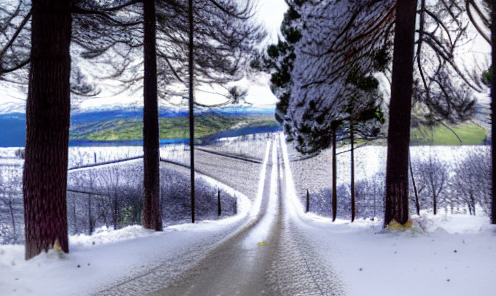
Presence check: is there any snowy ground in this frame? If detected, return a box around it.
[0,185,253,296]
[281,136,496,296]
[2,212,493,295]
[1,135,495,295]
[0,141,270,296]
[294,214,495,296]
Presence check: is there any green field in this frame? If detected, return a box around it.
[70,114,279,141]
[70,114,486,145]
[410,121,487,145]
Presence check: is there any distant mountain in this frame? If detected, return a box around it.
[70,106,274,124]
[0,107,279,147]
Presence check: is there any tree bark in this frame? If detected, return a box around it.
[491,1,496,225]
[142,0,163,231]
[332,127,337,222]
[189,0,196,224]
[384,0,417,227]
[23,0,71,260]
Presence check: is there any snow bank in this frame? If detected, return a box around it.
[296,213,496,296]
[0,176,256,296]
[0,211,256,296]
[280,136,496,296]
[0,139,271,296]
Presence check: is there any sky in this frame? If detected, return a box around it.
[257,0,288,43]
[77,0,289,111]
[0,0,289,112]
[188,0,289,108]
[1,0,493,112]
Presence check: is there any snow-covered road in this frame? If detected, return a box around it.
[96,134,344,295]
[149,140,279,295]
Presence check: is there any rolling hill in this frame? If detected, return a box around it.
[0,107,281,147]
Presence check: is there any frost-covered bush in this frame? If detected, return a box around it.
[160,168,237,225]
[69,169,236,234]
[335,184,353,219]
[304,188,331,217]
[290,145,491,220]
[450,149,491,216]
[408,147,491,216]
[67,184,143,235]
[65,162,238,235]
[305,178,384,220]
[0,165,23,244]
[1,143,244,243]
[67,163,143,234]
[409,155,450,215]
[355,172,385,219]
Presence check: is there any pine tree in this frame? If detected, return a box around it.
[491,0,495,225]
[263,0,307,128]
[286,0,394,153]
[142,0,162,231]
[384,0,418,227]
[70,0,262,227]
[282,0,479,226]
[23,0,72,260]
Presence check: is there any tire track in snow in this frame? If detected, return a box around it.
[90,134,345,295]
[267,134,345,296]
[147,138,279,296]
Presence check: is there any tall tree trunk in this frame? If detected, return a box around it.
[350,122,355,222]
[23,0,71,260]
[189,0,196,223]
[491,1,496,225]
[384,0,417,227]
[332,126,337,222]
[142,0,162,231]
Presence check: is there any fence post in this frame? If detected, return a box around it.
[94,152,97,163]
[88,194,93,235]
[234,196,237,215]
[306,189,310,213]
[217,189,221,216]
